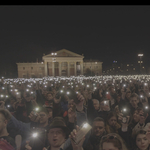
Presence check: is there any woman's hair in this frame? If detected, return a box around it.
[99,133,128,150]
[133,129,148,149]
[106,111,118,124]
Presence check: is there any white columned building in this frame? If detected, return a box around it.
[16,49,103,78]
[42,49,84,77]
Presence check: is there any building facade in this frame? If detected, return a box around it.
[17,49,103,78]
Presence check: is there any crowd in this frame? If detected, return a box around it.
[0,75,150,150]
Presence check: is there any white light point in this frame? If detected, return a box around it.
[35,108,39,111]
[83,123,88,128]
[32,132,38,138]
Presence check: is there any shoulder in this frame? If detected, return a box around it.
[0,136,16,148]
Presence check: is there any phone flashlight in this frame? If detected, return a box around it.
[32,132,38,138]
[83,123,88,128]
[140,95,144,98]
[123,84,126,87]
[106,92,109,94]
[104,101,107,104]
[122,108,127,112]
[144,83,148,86]
[35,108,39,111]
[60,90,63,93]
[87,85,89,87]
[66,92,70,95]
[7,105,10,108]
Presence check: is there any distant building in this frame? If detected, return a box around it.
[16,49,103,78]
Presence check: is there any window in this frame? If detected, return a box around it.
[23,67,25,70]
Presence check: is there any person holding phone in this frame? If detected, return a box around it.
[84,117,107,150]
[99,133,129,150]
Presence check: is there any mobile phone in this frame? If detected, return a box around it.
[72,122,92,144]
[16,92,21,98]
[103,100,110,111]
[33,107,39,115]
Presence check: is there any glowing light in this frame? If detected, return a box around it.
[83,123,88,128]
[35,108,39,111]
[138,54,143,56]
[32,132,38,138]
[123,108,127,112]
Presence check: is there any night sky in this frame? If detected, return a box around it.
[0,5,150,77]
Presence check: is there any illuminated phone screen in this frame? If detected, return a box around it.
[74,123,92,144]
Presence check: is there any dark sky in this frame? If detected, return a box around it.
[0,5,150,75]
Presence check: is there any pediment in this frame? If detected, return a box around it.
[43,49,84,58]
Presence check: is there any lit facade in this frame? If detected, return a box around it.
[17,49,103,78]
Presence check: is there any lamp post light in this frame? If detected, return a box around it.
[138,54,143,74]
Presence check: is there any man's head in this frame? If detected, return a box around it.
[54,93,61,104]
[92,117,105,137]
[48,119,69,148]
[92,99,100,111]
[107,112,117,127]
[0,109,11,134]
[125,89,131,99]
[47,92,53,101]
[130,93,139,108]
[39,107,51,125]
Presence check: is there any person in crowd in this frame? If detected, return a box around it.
[132,106,149,137]
[44,91,54,106]
[0,108,16,150]
[129,93,143,115]
[84,117,107,150]
[105,111,121,134]
[99,133,129,150]
[53,92,64,118]
[133,129,150,150]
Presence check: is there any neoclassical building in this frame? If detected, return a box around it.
[17,49,103,78]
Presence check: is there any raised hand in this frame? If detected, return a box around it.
[69,125,85,150]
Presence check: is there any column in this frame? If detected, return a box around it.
[74,62,76,76]
[44,61,48,76]
[80,61,83,75]
[67,62,70,76]
[59,62,61,76]
[52,62,54,76]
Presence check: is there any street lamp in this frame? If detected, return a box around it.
[138,54,143,74]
